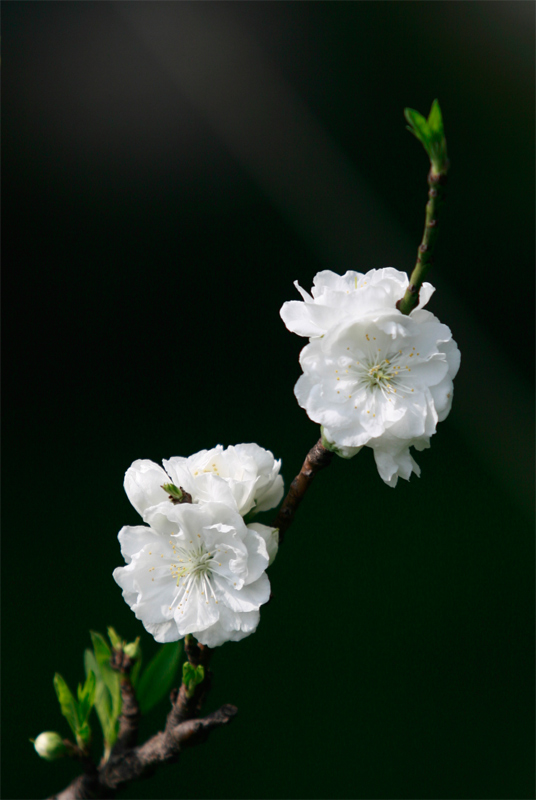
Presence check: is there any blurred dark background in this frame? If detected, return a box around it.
[3,3,534,798]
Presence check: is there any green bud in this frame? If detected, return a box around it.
[161,483,183,500]
[182,662,205,698]
[124,636,141,660]
[32,731,68,761]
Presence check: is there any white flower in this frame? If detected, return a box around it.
[280,268,435,338]
[281,270,460,487]
[113,501,276,647]
[124,443,284,520]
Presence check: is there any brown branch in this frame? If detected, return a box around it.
[47,640,231,800]
[272,438,334,544]
[47,703,236,800]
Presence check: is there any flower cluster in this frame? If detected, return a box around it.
[114,444,283,647]
[280,268,460,486]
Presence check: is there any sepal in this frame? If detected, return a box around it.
[321,427,362,460]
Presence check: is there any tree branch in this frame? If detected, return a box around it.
[47,703,236,800]
[272,438,334,544]
[47,640,231,800]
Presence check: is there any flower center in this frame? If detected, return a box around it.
[170,544,220,607]
[347,345,416,401]
[366,363,391,387]
[172,546,213,584]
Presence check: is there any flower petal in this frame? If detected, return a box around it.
[124,460,171,517]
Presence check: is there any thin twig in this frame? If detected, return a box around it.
[397,167,448,315]
[272,438,334,544]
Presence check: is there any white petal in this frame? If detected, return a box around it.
[371,442,420,487]
[415,281,435,309]
[280,300,339,338]
[254,474,284,513]
[247,523,279,565]
[117,525,162,564]
[429,376,454,422]
[242,527,270,584]
[174,583,220,637]
[196,607,261,647]
[144,620,181,643]
[214,571,270,613]
[124,460,171,517]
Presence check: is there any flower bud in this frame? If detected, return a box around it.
[33,731,67,761]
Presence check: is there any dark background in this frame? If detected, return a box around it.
[3,3,534,798]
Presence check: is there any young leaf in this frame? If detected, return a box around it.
[90,631,112,666]
[107,626,122,650]
[77,670,96,722]
[76,721,92,746]
[90,631,121,720]
[136,641,183,715]
[404,100,448,174]
[404,108,431,151]
[427,98,444,136]
[85,649,119,748]
[53,673,80,737]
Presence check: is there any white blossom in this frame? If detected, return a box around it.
[280,269,460,486]
[280,268,435,338]
[113,501,276,647]
[124,443,284,520]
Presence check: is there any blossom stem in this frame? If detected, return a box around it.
[397,166,449,315]
[272,439,334,544]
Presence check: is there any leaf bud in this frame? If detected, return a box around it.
[182,662,205,698]
[123,636,141,660]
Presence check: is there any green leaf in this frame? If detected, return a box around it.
[404,107,431,150]
[90,631,121,720]
[107,626,122,650]
[85,649,119,748]
[77,670,96,722]
[136,641,183,714]
[53,673,80,737]
[76,721,92,746]
[90,631,112,666]
[427,98,444,137]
